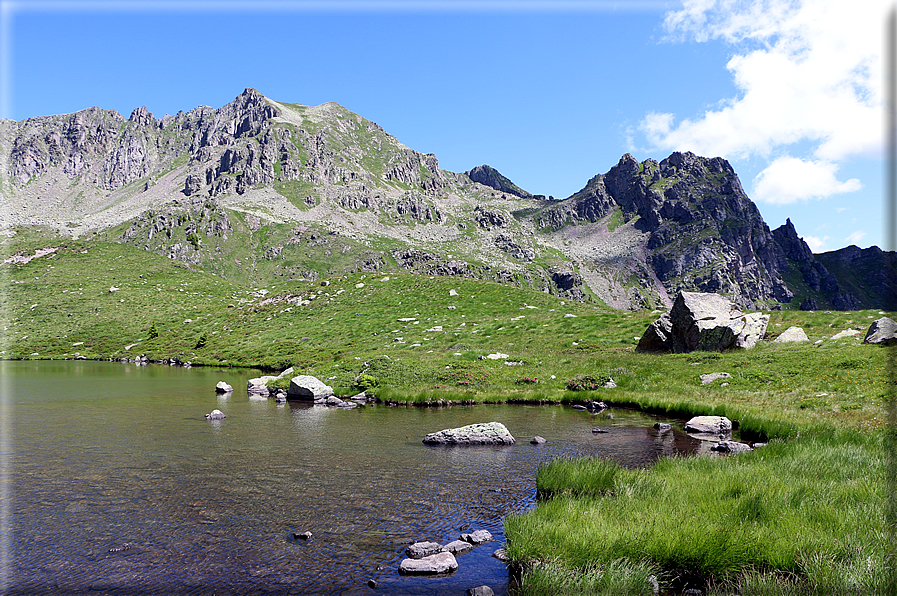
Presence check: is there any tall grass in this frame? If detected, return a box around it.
[506,432,889,593]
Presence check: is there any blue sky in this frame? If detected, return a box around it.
[2,0,887,253]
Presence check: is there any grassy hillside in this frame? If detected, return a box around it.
[2,227,889,432]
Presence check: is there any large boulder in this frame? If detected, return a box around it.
[637,292,769,353]
[864,317,897,345]
[398,551,458,575]
[287,375,334,401]
[423,422,516,445]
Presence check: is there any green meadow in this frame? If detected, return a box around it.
[2,230,893,594]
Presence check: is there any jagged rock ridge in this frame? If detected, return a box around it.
[1,89,891,310]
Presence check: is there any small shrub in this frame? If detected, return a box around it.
[147,323,159,339]
[516,376,540,385]
[194,334,207,349]
[566,374,611,391]
[354,373,380,391]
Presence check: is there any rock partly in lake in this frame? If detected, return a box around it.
[215,381,233,394]
[398,551,458,575]
[460,529,493,545]
[293,531,313,540]
[443,540,474,556]
[699,372,732,385]
[864,317,897,345]
[773,326,809,343]
[422,422,515,445]
[324,396,357,408]
[654,422,672,432]
[530,436,546,445]
[468,586,495,596]
[684,416,732,435]
[205,409,225,420]
[406,541,444,559]
[247,375,278,395]
[287,375,334,401]
[711,440,753,453]
[637,291,769,353]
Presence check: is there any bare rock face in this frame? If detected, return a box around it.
[637,291,769,353]
[422,422,515,445]
[864,317,897,345]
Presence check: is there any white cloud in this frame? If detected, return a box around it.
[803,235,829,253]
[845,230,867,245]
[751,156,862,205]
[641,0,885,162]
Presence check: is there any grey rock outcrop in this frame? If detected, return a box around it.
[637,292,769,353]
[398,551,458,575]
[774,326,809,343]
[864,317,897,345]
[684,416,732,435]
[700,372,732,385]
[287,375,334,400]
[422,422,515,445]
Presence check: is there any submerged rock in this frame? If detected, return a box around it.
[422,422,515,445]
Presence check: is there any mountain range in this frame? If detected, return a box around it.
[1,88,893,311]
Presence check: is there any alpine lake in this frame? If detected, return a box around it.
[6,360,711,595]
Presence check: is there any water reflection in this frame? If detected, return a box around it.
[7,361,703,595]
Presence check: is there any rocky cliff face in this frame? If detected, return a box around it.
[533,152,793,309]
[1,89,890,310]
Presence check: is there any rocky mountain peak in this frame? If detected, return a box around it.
[464,165,532,198]
[129,106,156,127]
